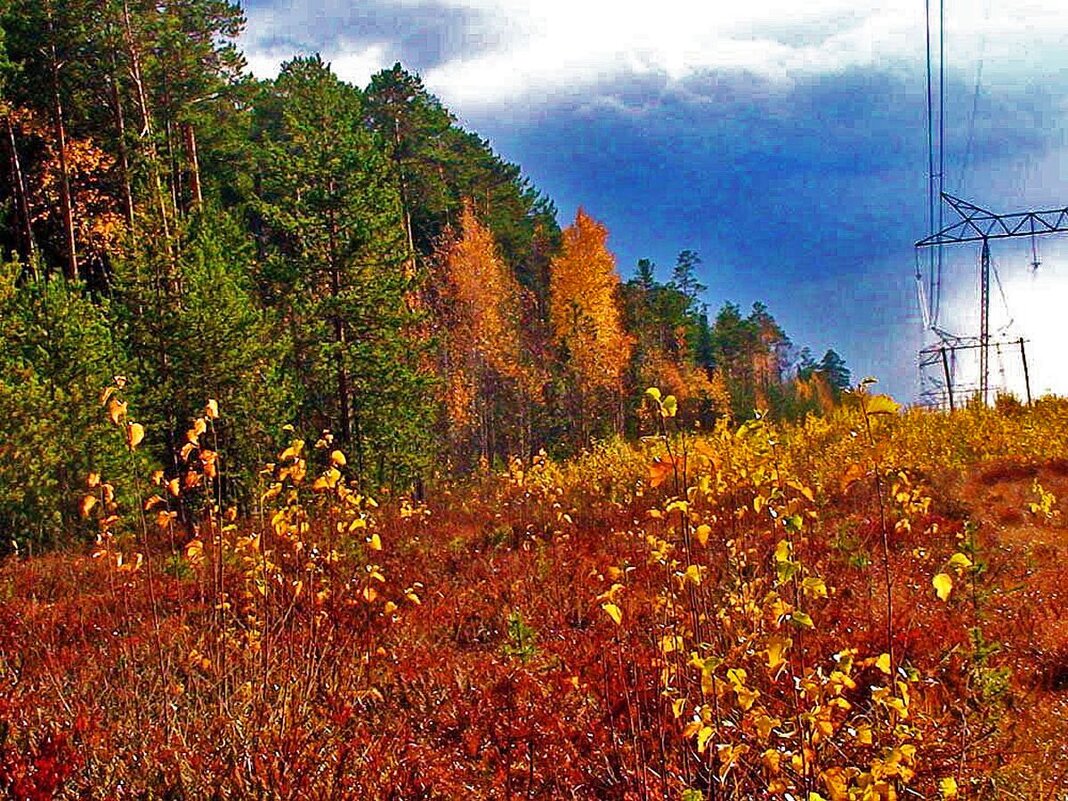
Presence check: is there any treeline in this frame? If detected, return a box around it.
[0,1,849,546]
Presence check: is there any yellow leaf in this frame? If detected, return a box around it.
[875,653,892,675]
[661,634,684,654]
[802,576,828,599]
[766,634,791,674]
[840,462,867,492]
[279,439,305,462]
[671,697,686,719]
[205,399,219,419]
[774,539,791,562]
[79,494,98,518]
[648,458,673,489]
[107,398,127,426]
[947,552,973,571]
[933,572,953,602]
[87,472,101,488]
[865,394,900,416]
[754,714,781,741]
[695,524,711,546]
[696,725,714,753]
[330,449,347,467]
[684,564,701,585]
[368,533,382,551]
[126,422,145,450]
[602,602,622,626]
[939,776,958,799]
[384,601,398,615]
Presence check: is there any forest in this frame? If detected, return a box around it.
[0,0,850,550]
[3,3,1068,800]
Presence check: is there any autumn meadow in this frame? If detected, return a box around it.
[2,1,1068,799]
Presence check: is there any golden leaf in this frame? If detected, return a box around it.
[648,458,674,489]
[330,449,347,467]
[79,494,98,518]
[932,572,953,602]
[939,777,958,799]
[875,653,892,675]
[107,398,127,426]
[601,602,622,625]
[205,399,219,419]
[126,422,145,449]
[865,394,900,416]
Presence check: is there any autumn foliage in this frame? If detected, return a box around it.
[3,387,1068,797]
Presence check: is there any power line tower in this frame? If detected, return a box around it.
[915,194,1067,407]
[915,0,1062,408]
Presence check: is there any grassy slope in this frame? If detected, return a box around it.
[1,399,1067,799]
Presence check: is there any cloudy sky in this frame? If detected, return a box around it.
[240,0,1068,402]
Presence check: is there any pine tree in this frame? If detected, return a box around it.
[0,261,132,550]
[253,56,433,485]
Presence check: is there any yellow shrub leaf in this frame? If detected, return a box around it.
[368,533,382,551]
[695,524,711,546]
[947,552,973,571]
[865,394,900,416]
[875,653,892,675]
[661,634,684,653]
[648,459,673,489]
[79,495,97,518]
[107,398,127,426]
[938,776,958,799]
[602,602,622,625]
[330,449,347,467]
[205,399,219,419]
[766,635,791,674]
[671,697,686,718]
[126,422,145,449]
[932,572,953,602]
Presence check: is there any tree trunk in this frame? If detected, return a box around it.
[327,183,352,446]
[182,122,203,209]
[4,114,36,266]
[107,55,135,227]
[46,6,78,281]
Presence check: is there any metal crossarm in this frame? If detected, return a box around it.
[916,193,1068,247]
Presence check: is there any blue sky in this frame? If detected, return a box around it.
[239,0,1068,402]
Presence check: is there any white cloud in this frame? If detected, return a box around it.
[241,1,1068,110]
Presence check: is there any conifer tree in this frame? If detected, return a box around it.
[253,56,433,485]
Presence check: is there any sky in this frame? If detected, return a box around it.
[239,0,1068,403]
